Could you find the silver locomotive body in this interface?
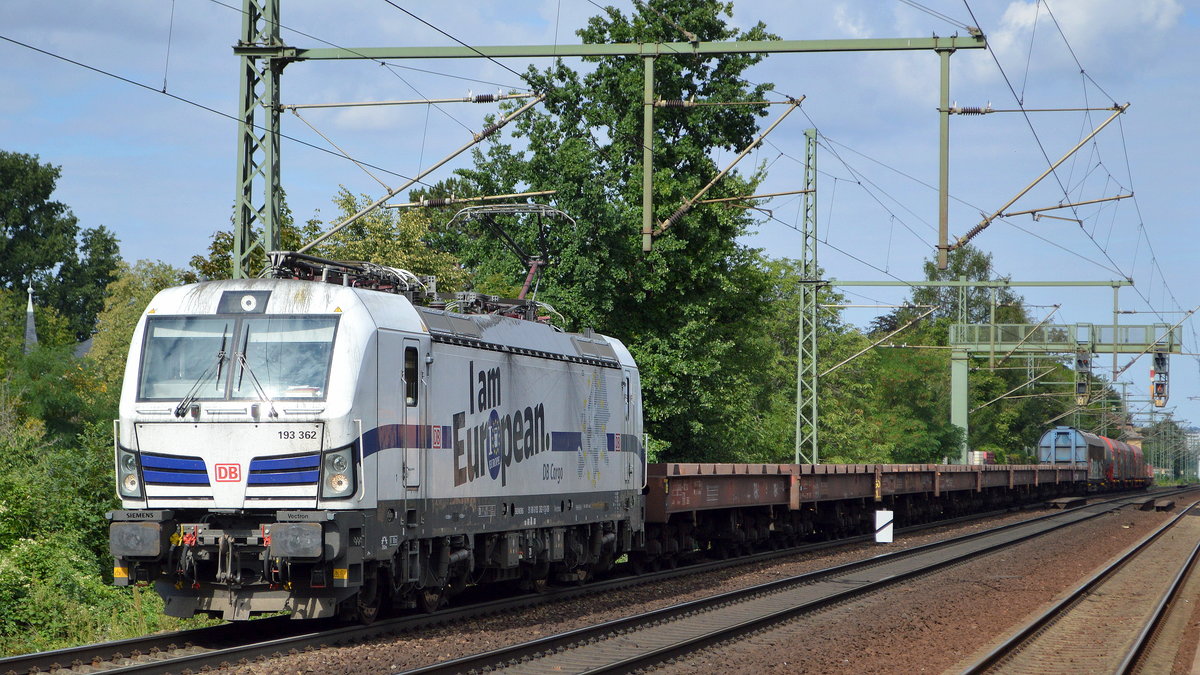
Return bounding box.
[109,279,644,620]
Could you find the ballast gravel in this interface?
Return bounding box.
[216,496,1191,675]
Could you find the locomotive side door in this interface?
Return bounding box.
[622,368,634,488]
[401,337,424,492]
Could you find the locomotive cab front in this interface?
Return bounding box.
[107,281,387,619]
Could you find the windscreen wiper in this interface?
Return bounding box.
[173,327,228,418]
[236,327,278,418]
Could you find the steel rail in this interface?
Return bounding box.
[1118,532,1200,673]
[402,490,1184,675]
[960,498,1200,674]
[0,489,1179,675]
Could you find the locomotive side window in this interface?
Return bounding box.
[624,375,631,419]
[404,347,418,406]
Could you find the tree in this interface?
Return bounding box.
[424,1,783,462]
[908,245,1027,325]
[89,260,192,389]
[0,151,78,290]
[43,226,122,341]
[308,189,468,290]
[188,191,320,280]
[0,151,124,340]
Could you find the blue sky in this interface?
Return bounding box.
[2,0,1197,434]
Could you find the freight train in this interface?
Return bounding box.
[107,254,1148,621]
[1036,425,1152,489]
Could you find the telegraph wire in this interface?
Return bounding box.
[204,0,481,136]
[962,1,1146,291]
[161,0,177,93]
[777,122,1133,278]
[895,0,975,33]
[380,1,530,84]
[0,33,429,188]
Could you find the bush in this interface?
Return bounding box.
[0,534,197,655]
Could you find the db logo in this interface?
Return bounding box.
[215,464,241,482]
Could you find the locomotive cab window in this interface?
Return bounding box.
[138,318,234,400]
[232,317,338,400]
[404,347,418,406]
[138,315,338,401]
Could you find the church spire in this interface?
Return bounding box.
[23,283,38,354]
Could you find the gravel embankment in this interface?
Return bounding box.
[220,497,1187,675]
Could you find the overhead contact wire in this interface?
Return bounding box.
[0,33,428,187]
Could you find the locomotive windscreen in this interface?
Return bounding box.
[137,315,339,401]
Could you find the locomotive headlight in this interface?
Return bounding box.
[329,453,348,473]
[321,447,355,499]
[327,473,350,492]
[117,448,144,499]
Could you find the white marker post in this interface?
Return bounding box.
[875,509,894,543]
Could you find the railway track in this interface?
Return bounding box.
[401,490,1179,675]
[0,490,1177,675]
[961,497,1200,675]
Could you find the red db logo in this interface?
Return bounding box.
[215,464,241,482]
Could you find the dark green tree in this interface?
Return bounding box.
[0,151,78,290]
[0,151,124,340]
[188,192,321,280]
[908,245,1027,325]
[43,226,122,341]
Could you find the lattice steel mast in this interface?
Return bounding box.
[795,129,819,464]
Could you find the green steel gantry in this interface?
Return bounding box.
[829,279,1188,464]
[231,0,987,277]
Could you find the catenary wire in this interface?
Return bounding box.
[0,33,429,188]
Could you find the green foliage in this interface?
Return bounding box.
[910,246,1026,325]
[43,226,123,341]
[0,534,196,655]
[89,260,191,390]
[0,287,74,372]
[307,188,468,290]
[188,193,320,280]
[0,386,114,562]
[0,151,78,289]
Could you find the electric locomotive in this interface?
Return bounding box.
[108,255,644,620]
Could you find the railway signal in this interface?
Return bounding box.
[1074,350,1091,405]
[1151,350,1169,407]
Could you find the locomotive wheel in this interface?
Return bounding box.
[357,588,381,624]
[417,586,444,613]
[355,569,385,624]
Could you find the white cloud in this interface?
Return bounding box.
[984,0,1184,78]
[833,3,874,39]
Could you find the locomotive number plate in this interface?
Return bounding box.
[135,423,325,454]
